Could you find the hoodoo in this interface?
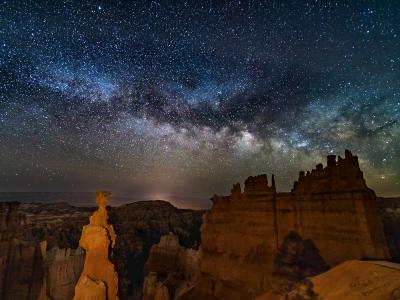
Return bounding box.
[73,191,118,300]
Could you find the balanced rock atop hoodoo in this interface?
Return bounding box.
[73,191,118,300]
[193,150,391,300]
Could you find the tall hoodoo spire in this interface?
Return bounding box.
[73,191,118,300]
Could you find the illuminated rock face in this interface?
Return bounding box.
[196,150,390,299]
[74,191,118,300]
[260,260,400,300]
[0,200,202,300]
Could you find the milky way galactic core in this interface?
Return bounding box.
[1,1,399,203]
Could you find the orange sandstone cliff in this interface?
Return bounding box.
[185,150,390,300]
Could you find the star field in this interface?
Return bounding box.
[1,0,399,205]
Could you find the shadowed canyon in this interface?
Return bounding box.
[1,151,400,299]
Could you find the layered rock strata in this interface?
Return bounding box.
[0,202,46,300]
[74,190,118,300]
[45,247,84,300]
[0,200,202,300]
[194,150,390,299]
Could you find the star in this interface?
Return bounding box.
[0,0,399,202]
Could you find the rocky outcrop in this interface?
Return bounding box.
[0,239,47,300]
[109,201,203,299]
[0,202,46,300]
[0,202,83,300]
[45,247,84,300]
[291,150,368,193]
[278,150,389,267]
[0,199,202,300]
[143,272,170,300]
[380,197,400,261]
[74,190,118,300]
[192,150,390,299]
[264,260,400,300]
[0,202,91,300]
[143,233,200,300]
[1,150,397,299]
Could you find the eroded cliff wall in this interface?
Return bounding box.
[0,202,46,300]
[195,150,391,299]
[45,247,84,300]
[199,176,278,299]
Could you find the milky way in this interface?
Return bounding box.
[1,0,399,206]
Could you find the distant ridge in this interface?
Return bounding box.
[0,192,208,209]
[0,192,139,207]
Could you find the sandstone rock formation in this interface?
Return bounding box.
[260,260,400,300]
[74,191,118,300]
[2,150,398,300]
[143,272,170,300]
[380,197,400,260]
[282,150,389,265]
[0,199,202,300]
[0,202,46,300]
[143,233,200,300]
[108,201,202,299]
[291,150,368,193]
[189,150,390,299]
[46,247,85,300]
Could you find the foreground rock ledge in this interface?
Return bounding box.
[257,260,400,300]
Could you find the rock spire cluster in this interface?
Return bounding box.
[194,150,390,299]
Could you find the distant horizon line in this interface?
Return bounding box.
[0,189,399,197]
[0,192,212,210]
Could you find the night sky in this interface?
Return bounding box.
[1,0,399,206]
